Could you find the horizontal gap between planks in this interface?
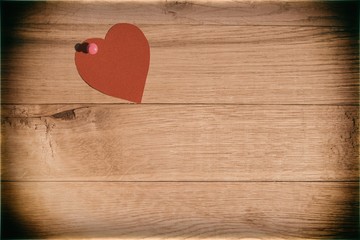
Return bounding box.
[2,180,359,183]
[1,103,359,106]
[14,23,359,28]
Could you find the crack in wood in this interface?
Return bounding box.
[51,109,76,120]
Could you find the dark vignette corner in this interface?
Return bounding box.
[1,1,42,239]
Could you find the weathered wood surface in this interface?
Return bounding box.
[1,104,358,181]
[1,0,359,239]
[2,182,359,239]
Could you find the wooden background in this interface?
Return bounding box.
[1,0,359,239]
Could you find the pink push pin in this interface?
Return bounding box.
[75,42,98,55]
[88,43,98,55]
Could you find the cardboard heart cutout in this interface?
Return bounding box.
[75,23,150,103]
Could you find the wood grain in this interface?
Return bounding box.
[1,1,359,239]
[2,25,358,104]
[5,0,357,26]
[2,104,358,181]
[2,182,358,239]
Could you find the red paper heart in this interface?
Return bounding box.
[75,23,150,103]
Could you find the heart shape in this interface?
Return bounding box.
[75,23,150,103]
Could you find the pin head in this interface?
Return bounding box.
[88,43,98,55]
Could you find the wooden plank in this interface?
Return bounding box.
[3,0,358,26]
[2,105,358,181]
[2,25,358,104]
[8,24,359,47]
[2,182,358,239]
